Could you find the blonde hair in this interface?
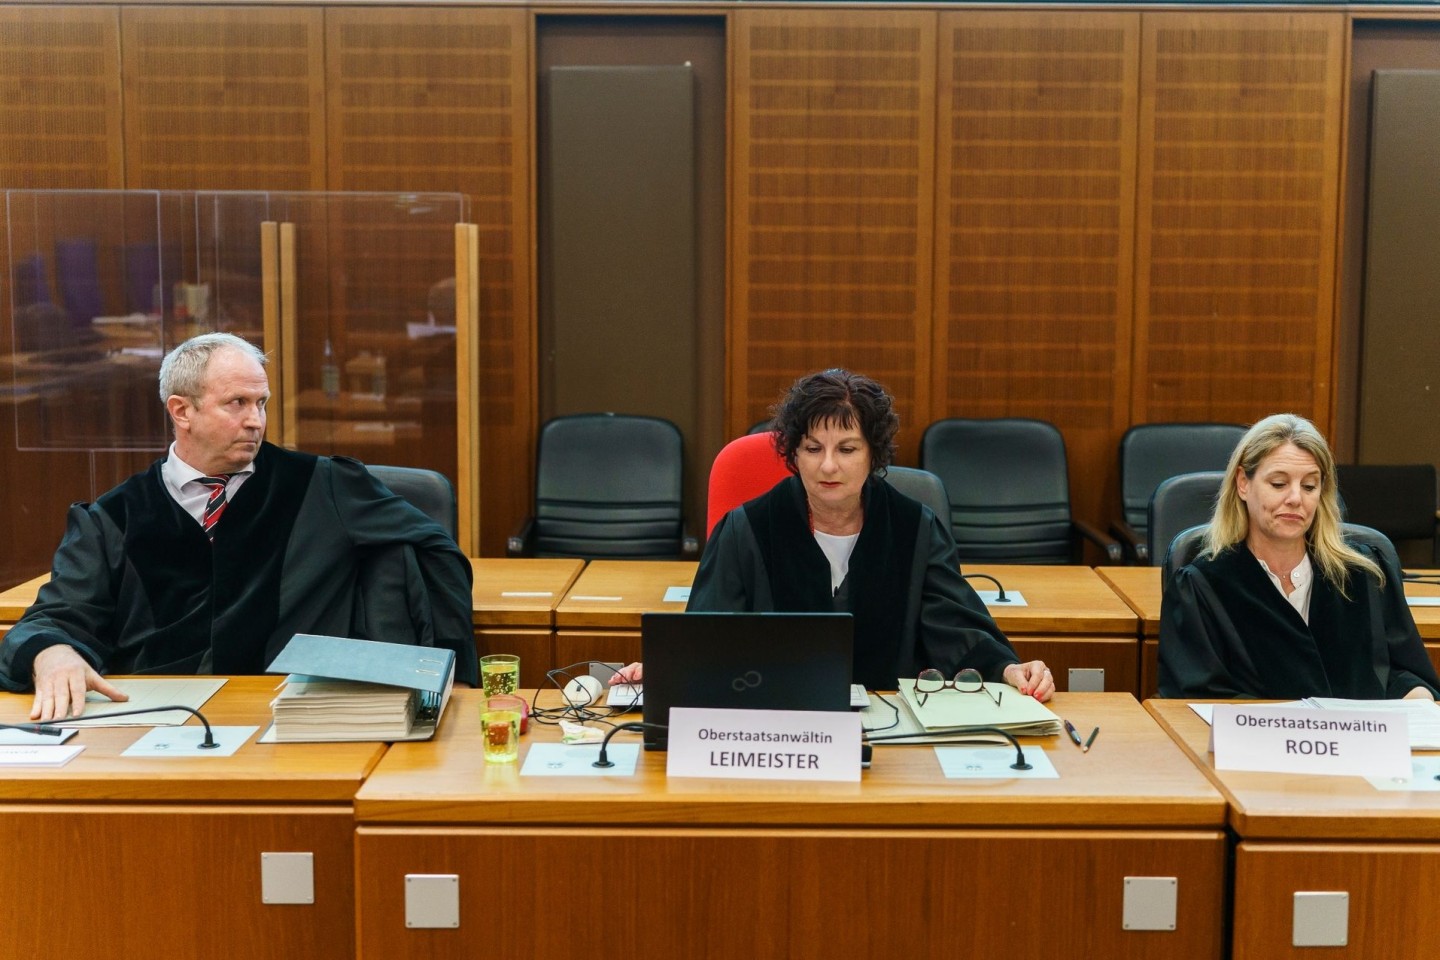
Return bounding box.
[1203,413,1382,592]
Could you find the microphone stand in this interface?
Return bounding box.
[962,573,1010,603]
[863,724,1032,770]
[592,722,669,768]
[2,705,219,749]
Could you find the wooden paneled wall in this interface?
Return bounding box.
[0,3,1373,561]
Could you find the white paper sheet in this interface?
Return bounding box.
[59,678,226,728]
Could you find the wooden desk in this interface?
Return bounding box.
[965,565,1142,695]
[0,677,381,960]
[1149,699,1440,959]
[1105,567,1440,698]
[354,691,1226,960]
[552,560,696,667]
[470,558,585,687]
[1096,567,1163,697]
[0,572,46,624]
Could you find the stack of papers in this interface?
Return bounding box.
[270,679,417,741]
[863,682,1061,743]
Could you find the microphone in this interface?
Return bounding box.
[0,722,65,737]
[863,725,1032,770]
[24,705,220,749]
[592,721,669,768]
[962,573,1009,603]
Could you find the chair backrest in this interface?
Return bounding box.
[1146,471,1225,568]
[1119,422,1245,535]
[705,432,790,535]
[365,464,458,541]
[1162,522,1402,595]
[533,413,686,559]
[747,419,773,436]
[920,417,1073,563]
[884,466,951,521]
[1336,464,1438,546]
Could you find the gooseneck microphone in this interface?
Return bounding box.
[5,705,220,749]
[863,724,1032,770]
[592,721,669,768]
[962,573,1009,603]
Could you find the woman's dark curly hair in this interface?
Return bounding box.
[771,369,899,475]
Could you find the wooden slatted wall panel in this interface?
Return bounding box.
[327,7,530,556]
[732,10,936,457]
[935,11,1138,523]
[1135,12,1344,430]
[121,7,324,190]
[0,6,122,189]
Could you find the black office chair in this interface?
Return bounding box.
[883,466,950,521]
[1146,471,1224,569]
[365,464,459,542]
[1161,522,1402,595]
[508,413,698,560]
[1113,422,1245,564]
[747,418,773,436]
[1335,464,1440,567]
[920,418,1120,564]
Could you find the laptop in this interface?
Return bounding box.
[640,611,854,750]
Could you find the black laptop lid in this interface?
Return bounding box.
[640,612,854,749]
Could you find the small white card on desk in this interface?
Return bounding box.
[934,745,1059,779]
[521,742,640,777]
[500,591,552,598]
[662,586,691,603]
[976,590,1027,608]
[0,744,84,767]
[1367,756,1440,792]
[666,707,861,782]
[0,728,77,746]
[1407,596,1440,607]
[121,725,258,758]
[1211,705,1410,778]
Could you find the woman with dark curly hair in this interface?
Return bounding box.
[616,369,1053,698]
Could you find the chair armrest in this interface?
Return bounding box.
[507,517,536,558]
[1109,521,1148,564]
[1073,519,1122,564]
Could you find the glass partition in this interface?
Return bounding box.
[2,189,472,587]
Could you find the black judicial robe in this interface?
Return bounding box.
[1158,541,1439,700]
[0,443,477,689]
[688,474,1018,690]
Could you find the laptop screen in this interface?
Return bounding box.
[640,611,854,750]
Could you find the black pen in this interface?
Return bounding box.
[1062,718,1083,748]
[1082,727,1100,753]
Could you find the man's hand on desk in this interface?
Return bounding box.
[29,644,129,721]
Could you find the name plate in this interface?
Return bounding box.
[666,707,861,782]
[1211,704,1411,778]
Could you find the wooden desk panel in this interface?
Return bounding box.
[355,691,1224,960]
[1148,699,1440,960]
[471,558,584,686]
[964,565,1139,636]
[357,826,1225,960]
[357,692,1221,828]
[553,560,696,630]
[1011,636,1140,696]
[0,678,375,960]
[0,572,46,623]
[1096,567,1161,638]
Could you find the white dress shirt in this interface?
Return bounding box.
[160,442,257,528]
[1256,553,1313,625]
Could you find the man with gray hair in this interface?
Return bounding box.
[0,332,475,719]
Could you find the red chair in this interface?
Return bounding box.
[705,432,790,535]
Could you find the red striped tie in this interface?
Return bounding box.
[196,475,234,538]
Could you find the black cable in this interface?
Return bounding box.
[0,721,64,737]
[860,691,900,735]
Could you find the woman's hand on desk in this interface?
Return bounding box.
[1003,660,1055,702]
[611,662,644,684]
[29,644,129,721]
[1404,686,1437,701]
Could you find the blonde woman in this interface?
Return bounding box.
[1159,413,1438,700]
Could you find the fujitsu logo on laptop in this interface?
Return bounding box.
[731,670,763,692]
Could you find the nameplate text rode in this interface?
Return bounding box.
[1211,704,1410,778]
[666,707,861,782]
